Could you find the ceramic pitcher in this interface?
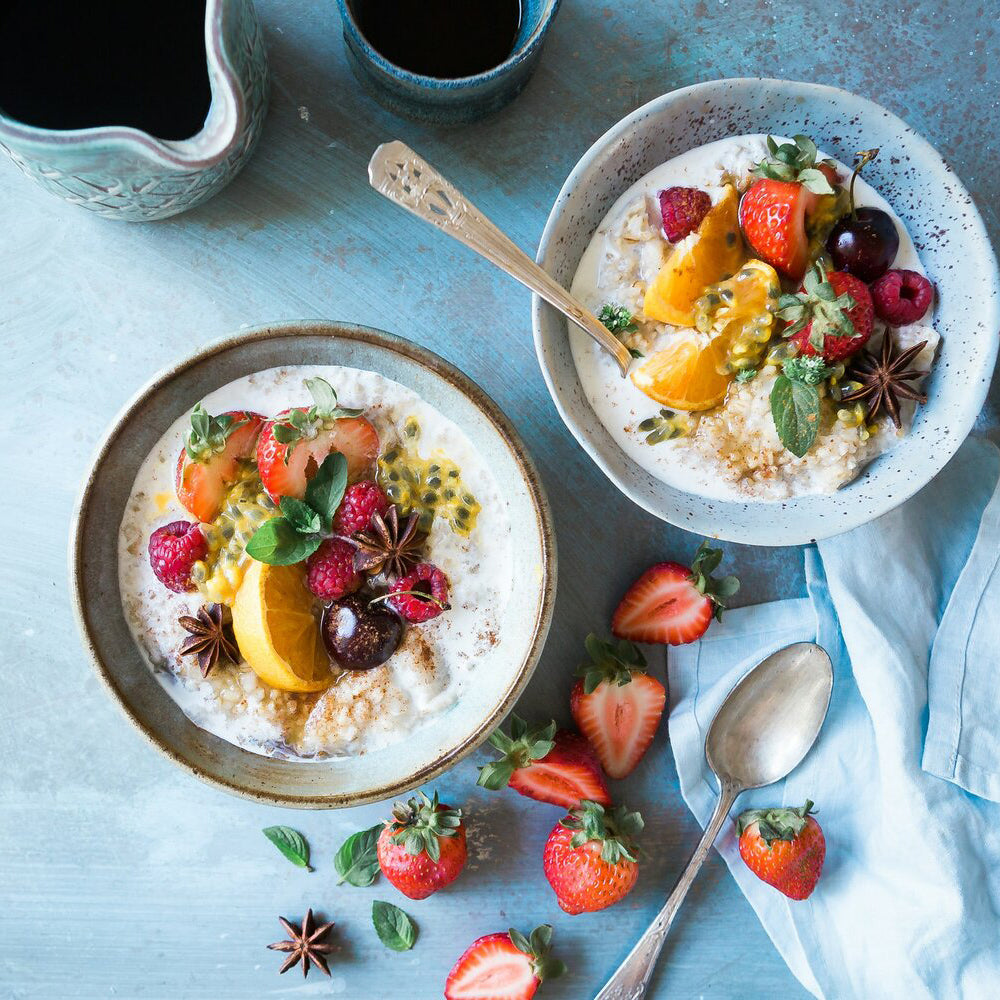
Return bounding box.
[0,0,269,221]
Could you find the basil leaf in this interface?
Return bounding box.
[279,496,321,535]
[770,374,820,458]
[335,824,383,887]
[304,452,348,533]
[245,517,322,565]
[262,826,312,870]
[372,900,416,952]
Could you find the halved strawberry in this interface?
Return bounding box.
[570,635,666,779]
[739,179,816,280]
[174,406,264,523]
[477,717,610,810]
[256,377,378,503]
[445,925,565,1000]
[739,135,840,281]
[612,541,740,645]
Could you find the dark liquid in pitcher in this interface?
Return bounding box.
[0,0,211,140]
[354,0,522,78]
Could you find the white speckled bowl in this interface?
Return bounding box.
[71,322,555,807]
[533,78,1000,545]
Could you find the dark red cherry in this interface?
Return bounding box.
[826,206,900,283]
[322,593,402,670]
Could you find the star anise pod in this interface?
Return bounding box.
[178,603,239,677]
[840,332,928,429]
[353,505,427,578]
[267,908,335,978]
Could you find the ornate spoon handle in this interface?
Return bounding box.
[593,783,741,1000]
[368,140,632,377]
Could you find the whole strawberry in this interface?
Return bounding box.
[543,800,643,915]
[612,540,740,645]
[571,635,666,779]
[781,264,874,363]
[739,135,840,280]
[737,800,825,900]
[377,789,466,900]
[445,924,566,1000]
[477,716,611,809]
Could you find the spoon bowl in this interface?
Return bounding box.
[595,642,833,1000]
[706,641,834,789]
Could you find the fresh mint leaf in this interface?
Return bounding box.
[372,901,416,952]
[279,496,321,535]
[770,374,820,457]
[304,452,348,533]
[335,824,383,887]
[245,517,322,566]
[262,826,312,870]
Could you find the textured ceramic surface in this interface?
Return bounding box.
[533,78,1000,546]
[0,0,269,221]
[71,322,555,807]
[335,0,561,124]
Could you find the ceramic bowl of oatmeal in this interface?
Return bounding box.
[71,321,554,807]
[533,78,999,545]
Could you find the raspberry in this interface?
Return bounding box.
[389,562,450,623]
[148,520,207,593]
[333,480,391,536]
[306,538,363,599]
[870,269,934,325]
[657,187,712,243]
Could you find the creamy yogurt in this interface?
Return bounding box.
[569,135,938,501]
[118,365,513,760]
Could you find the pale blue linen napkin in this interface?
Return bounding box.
[669,437,1000,1000]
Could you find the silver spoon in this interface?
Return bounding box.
[367,140,632,377]
[595,641,833,1000]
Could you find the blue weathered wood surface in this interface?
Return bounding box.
[1,1,997,997]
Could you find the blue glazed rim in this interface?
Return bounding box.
[335,0,561,91]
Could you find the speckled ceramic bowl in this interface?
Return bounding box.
[335,0,561,124]
[533,78,1000,546]
[70,322,555,807]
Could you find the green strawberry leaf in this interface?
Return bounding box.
[335,824,383,886]
[372,901,416,951]
[245,517,322,565]
[770,374,820,457]
[261,826,312,870]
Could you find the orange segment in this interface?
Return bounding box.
[232,561,332,693]
[631,335,733,411]
[643,185,745,327]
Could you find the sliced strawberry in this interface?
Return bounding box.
[174,406,264,523]
[256,377,378,503]
[445,925,565,1000]
[612,541,739,645]
[477,717,610,810]
[570,635,666,779]
[739,178,817,280]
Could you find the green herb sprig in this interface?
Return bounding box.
[770,356,837,457]
[262,826,312,870]
[245,451,347,565]
[371,901,417,951]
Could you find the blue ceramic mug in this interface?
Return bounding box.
[336,0,562,125]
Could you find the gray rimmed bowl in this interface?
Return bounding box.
[532,78,1000,546]
[335,0,561,124]
[70,321,555,807]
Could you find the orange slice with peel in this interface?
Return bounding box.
[232,561,331,693]
[643,185,746,327]
[631,334,733,411]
